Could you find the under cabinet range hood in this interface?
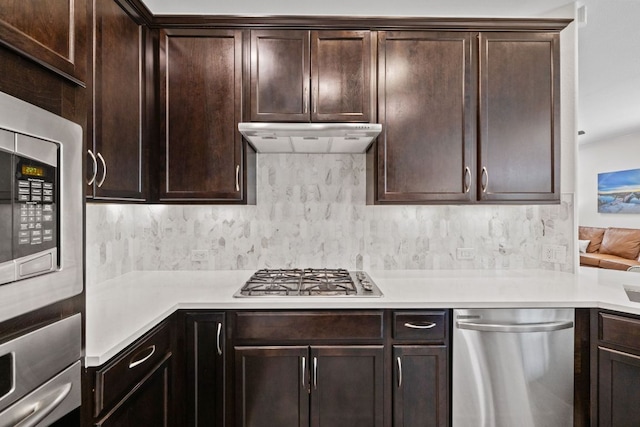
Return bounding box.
[238,122,382,154]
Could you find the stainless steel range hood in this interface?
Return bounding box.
[238,122,382,153]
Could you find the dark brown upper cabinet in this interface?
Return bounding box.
[370,30,560,205]
[372,31,476,204]
[88,0,147,201]
[478,32,560,203]
[0,0,87,85]
[159,29,255,203]
[250,29,372,123]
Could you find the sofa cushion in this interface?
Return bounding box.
[578,226,606,253]
[599,256,640,271]
[579,253,602,267]
[599,227,640,260]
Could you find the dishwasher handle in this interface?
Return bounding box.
[456,319,574,333]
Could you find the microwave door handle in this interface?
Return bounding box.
[13,382,73,427]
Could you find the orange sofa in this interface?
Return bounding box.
[579,226,640,270]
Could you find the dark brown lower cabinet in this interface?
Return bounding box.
[95,357,171,427]
[184,312,225,426]
[598,347,640,426]
[235,345,384,427]
[393,346,448,427]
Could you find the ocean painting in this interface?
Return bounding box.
[598,168,640,214]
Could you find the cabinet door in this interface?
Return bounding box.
[393,346,448,427]
[250,30,310,122]
[478,32,560,202]
[311,31,372,122]
[90,0,146,200]
[0,0,86,84]
[598,347,640,426]
[374,31,476,203]
[310,346,384,427]
[95,357,171,427]
[159,29,245,202]
[235,346,309,427]
[185,312,225,427]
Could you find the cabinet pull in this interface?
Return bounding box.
[313,356,318,390]
[301,356,308,392]
[216,322,223,356]
[481,166,488,193]
[96,152,107,188]
[304,87,309,114]
[464,167,471,193]
[235,165,240,192]
[397,356,402,388]
[404,322,437,329]
[313,94,317,114]
[128,345,156,369]
[87,149,98,186]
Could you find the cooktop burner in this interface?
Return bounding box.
[234,268,383,297]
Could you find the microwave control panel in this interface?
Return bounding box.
[13,155,57,258]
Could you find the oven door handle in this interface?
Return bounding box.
[13,382,73,427]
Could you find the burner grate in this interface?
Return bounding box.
[236,268,382,297]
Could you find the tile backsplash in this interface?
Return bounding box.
[86,154,574,285]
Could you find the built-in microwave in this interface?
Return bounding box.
[0,91,83,324]
[0,132,58,284]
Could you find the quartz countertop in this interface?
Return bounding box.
[85,267,640,367]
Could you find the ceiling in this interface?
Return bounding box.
[140,0,640,146]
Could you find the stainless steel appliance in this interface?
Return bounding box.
[234,268,383,297]
[0,90,83,323]
[238,122,382,153]
[452,308,574,427]
[0,314,81,427]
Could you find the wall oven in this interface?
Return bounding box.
[0,90,83,323]
[0,91,83,426]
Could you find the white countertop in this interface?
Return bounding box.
[85,267,640,366]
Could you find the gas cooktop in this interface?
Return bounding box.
[234,268,383,297]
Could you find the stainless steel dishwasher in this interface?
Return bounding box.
[452,308,574,427]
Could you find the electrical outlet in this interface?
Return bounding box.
[456,248,475,260]
[541,244,567,264]
[191,249,208,262]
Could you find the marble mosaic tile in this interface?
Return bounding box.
[86,154,575,283]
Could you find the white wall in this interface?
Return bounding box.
[578,131,640,228]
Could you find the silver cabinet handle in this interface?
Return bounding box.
[301,356,307,392]
[235,165,240,192]
[128,345,156,369]
[13,382,72,427]
[96,152,107,188]
[313,356,318,390]
[464,166,471,193]
[87,149,98,186]
[313,93,317,114]
[456,320,574,333]
[304,87,309,114]
[481,166,488,193]
[404,322,436,329]
[216,322,223,356]
[396,356,402,388]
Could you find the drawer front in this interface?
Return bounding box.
[393,311,448,341]
[94,320,171,416]
[600,312,640,353]
[234,311,384,342]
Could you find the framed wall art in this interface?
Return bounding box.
[598,168,640,213]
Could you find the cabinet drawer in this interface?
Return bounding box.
[234,311,384,342]
[600,312,640,353]
[393,311,448,341]
[94,320,171,416]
